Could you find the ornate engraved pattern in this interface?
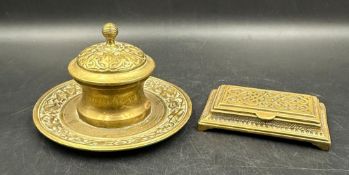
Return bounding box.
[208,114,324,137]
[36,77,189,147]
[77,42,146,73]
[198,88,331,150]
[219,86,314,115]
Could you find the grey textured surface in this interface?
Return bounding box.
[1,0,349,174]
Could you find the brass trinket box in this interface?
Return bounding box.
[198,85,331,150]
[33,23,192,151]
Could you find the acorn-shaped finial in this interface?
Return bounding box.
[102,22,118,45]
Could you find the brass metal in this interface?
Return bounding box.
[198,85,331,150]
[68,23,155,128]
[33,23,192,151]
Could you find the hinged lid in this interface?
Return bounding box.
[68,23,155,86]
[211,85,322,127]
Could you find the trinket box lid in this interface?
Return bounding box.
[212,85,322,127]
[68,23,155,86]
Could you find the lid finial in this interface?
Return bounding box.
[102,23,118,45]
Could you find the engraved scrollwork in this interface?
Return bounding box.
[77,42,146,73]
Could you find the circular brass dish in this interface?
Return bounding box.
[33,77,192,151]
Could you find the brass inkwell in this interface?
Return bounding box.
[33,23,192,151]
